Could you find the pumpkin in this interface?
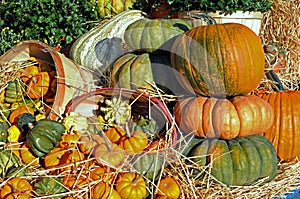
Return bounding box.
[115,172,147,199]
[111,52,193,95]
[91,181,121,199]
[78,133,106,155]
[92,0,136,18]
[4,80,24,103]
[59,133,80,149]
[63,174,89,189]
[105,126,127,144]
[157,177,181,199]
[0,149,20,175]
[119,130,148,154]
[33,177,67,199]
[69,10,145,74]
[26,119,66,157]
[124,18,192,53]
[93,141,125,168]
[26,71,50,99]
[9,105,35,125]
[21,65,39,83]
[259,70,300,161]
[90,166,116,183]
[7,124,22,142]
[185,134,278,186]
[0,177,32,199]
[174,94,274,140]
[132,153,163,180]
[170,23,265,97]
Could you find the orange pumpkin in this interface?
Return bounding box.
[9,106,35,125]
[91,182,121,199]
[0,177,32,199]
[105,126,127,144]
[116,172,147,199]
[21,65,39,83]
[59,133,80,149]
[19,143,40,166]
[157,177,181,199]
[119,131,148,154]
[89,166,116,183]
[26,71,50,99]
[79,134,106,155]
[63,174,89,190]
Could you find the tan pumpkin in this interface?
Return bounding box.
[174,94,274,139]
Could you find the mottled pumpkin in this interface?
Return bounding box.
[170,23,265,97]
[174,95,274,139]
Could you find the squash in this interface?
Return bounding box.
[69,10,145,74]
[92,0,136,18]
[91,181,121,199]
[4,80,24,103]
[9,105,35,125]
[124,18,192,53]
[170,23,265,97]
[0,177,32,199]
[115,172,147,199]
[19,143,40,166]
[174,94,274,140]
[156,176,181,199]
[25,71,50,99]
[132,153,163,181]
[119,130,148,154]
[78,133,106,155]
[111,52,193,95]
[33,177,67,199]
[26,119,66,157]
[259,69,300,162]
[185,134,278,186]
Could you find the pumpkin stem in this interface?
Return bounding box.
[265,69,285,92]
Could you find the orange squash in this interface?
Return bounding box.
[9,106,35,125]
[19,143,40,166]
[119,131,148,154]
[157,177,181,199]
[0,177,32,199]
[26,71,50,99]
[91,182,121,199]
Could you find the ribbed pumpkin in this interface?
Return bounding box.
[174,94,274,140]
[260,89,300,162]
[69,10,145,74]
[185,134,278,186]
[124,18,192,53]
[111,52,193,94]
[170,23,265,97]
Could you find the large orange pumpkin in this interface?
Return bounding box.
[174,94,274,140]
[170,23,265,97]
[260,90,300,162]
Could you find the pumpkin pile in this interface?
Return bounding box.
[0,8,299,199]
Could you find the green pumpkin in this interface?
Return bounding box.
[34,177,67,199]
[124,18,192,53]
[26,119,66,157]
[132,153,163,181]
[0,121,9,142]
[185,134,278,186]
[5,80,24,103]
[0,149,20,175]
[111,52,193,95]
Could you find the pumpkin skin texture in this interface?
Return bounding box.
[157,177,181,199]
[0,177,32,199]
[124,18,192,52]
[187,134,278,186]
[92,181,121,199]
[170,23,265,97]
[260,90,300,162]
[174,95,274,140]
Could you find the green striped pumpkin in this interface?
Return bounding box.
[69,10,145,74]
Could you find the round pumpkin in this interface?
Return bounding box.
[185,134,278,186]
[259,90,300,162]
[174,94,274,140]
[119,130,148,154]
[157,176,181,199]
[115,172,147,199]
[0,177,32,199]
[92,181,121,199]
[170,23,265,97]
[124,18,192,53]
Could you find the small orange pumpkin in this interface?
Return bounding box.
[105,126,127,144]
[21,65,39,83]
[9,106,35,125]
[78,134,106,155]
[89,166,116,184]
[59,133,80,149]
[0,177,32,199]
[19,143,40,166]
[156,177,181,199]
[26,71,50,99]
[91,182,121,199]
[119,131,148,154]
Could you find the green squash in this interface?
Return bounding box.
[111,52,194,95]
[5,80,24,103]
[124,18,192,53]
[26,119,66,157]
[186,134,278,186]
[34,177,67,199]
[132,153,163,181]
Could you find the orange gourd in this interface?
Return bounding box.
[26,71,50,99]
[157,177,181,199]
[0,177,32,199]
